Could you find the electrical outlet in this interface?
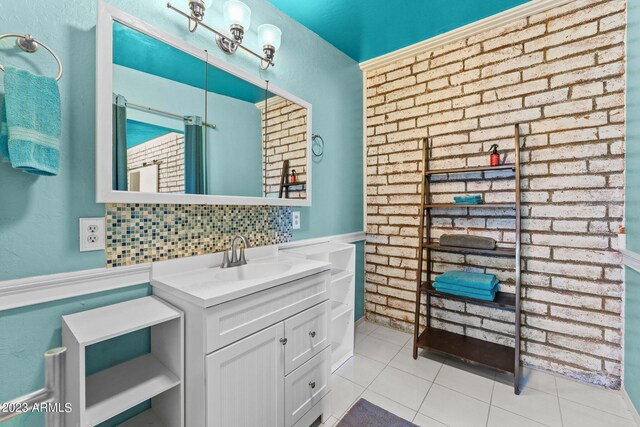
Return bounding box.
[80,218,105,252]
[292,211,301,230]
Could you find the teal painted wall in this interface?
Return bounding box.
[0,1,363,423]
[354,241,365,320]
[626,0,640,413]
[0,0,363,282]
[0,285,151,427]
[625,268,640,412]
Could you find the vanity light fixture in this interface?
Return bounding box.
[167,0,281,70]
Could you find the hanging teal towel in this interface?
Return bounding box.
[0,96,8,161]
[433,283,498,301]
[3,66,61,175]
[434,270,498,290]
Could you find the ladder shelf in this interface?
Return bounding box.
[413,124,522,395]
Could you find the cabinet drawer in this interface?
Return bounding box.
[284,301,331,374]
[206,272,330,353]
[285,347,331,427]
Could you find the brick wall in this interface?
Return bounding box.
[127,132,185,193]
[365,0,626,388]
[260,96,308,198]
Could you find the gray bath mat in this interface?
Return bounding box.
[336,399,418,427]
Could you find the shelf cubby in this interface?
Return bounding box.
[284,242,356,372]
[63,296,184,426]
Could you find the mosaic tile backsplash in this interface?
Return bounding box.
[105,204,292,267]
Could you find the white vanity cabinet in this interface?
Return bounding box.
[153,267,332,427]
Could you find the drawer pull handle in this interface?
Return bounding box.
[280,338,288,345]
[309,331,316,338]
[309,381,316,389]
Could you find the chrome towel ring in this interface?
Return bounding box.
[312,133,324,157]
[0,34,63,81]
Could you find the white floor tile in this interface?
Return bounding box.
[355,320,379,336]
[355,331,368,345]
[389,347,443,382]
[419,383,490,427]
[495,367,557,395]
[487,406,546,427]
[335,354,386,388]
[368,365,433,411]
[412,412,449,427]
[560,398,637,427]
[355,335,402,364]
[556,377,632,419]
[491,381,562,427]
[359,389,417,422]
[369,325,412,346]
[435,363,494,403]
[330,374,364,419]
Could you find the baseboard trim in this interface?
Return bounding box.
[0,264,152,311]
[279,231,366,249]
[621,249,640,273]
[0,231,366,311]
[359,0,573,72]
[622,388,640,426]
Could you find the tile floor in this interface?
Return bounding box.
[319,321,638,427]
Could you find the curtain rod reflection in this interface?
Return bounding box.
[124,101,217,130]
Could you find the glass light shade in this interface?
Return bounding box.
[258,24,282,50]
[223,0,251,30]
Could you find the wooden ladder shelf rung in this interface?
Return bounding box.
[412,124,523,395]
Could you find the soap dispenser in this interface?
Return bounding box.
[488,144,500,166]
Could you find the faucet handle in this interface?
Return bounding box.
[221,250,230,268]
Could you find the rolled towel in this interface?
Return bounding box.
[440,234,496,250]
[434,270,498,290]
[4,66,61,175]
[433,282,498,301]
[453,194,483,205]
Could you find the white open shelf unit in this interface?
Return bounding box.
[284,242,356,372]
[62,296,184,427]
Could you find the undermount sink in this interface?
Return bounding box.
[215,263,292,282]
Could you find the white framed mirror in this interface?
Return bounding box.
[96,2,312,206]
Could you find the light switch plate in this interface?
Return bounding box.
[80,218,106,252]
[292,211,301,230]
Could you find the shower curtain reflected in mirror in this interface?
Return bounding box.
[184,115,206,195]
[112,94,128,191]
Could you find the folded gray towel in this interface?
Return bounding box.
[440,234,496,250]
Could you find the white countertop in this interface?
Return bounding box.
[150,246,331,308]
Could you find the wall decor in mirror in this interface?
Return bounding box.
[96,2,311,206]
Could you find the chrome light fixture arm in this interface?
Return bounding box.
[167,2,275,70]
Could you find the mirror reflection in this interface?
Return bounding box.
[262,92,308,200]
[111,22,309,200]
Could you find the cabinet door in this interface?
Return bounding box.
[284,301,331,374]
[206,323,285,427]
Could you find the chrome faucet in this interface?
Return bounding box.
[221,235,251,268]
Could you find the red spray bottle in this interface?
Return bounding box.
[488,144,500,166]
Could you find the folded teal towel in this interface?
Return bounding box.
[433,283,498,301]
[3,66,60,175]
[454,195,483,204]
[0,96,7,161]
[435,271,498,290]
[434,282,499,297]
